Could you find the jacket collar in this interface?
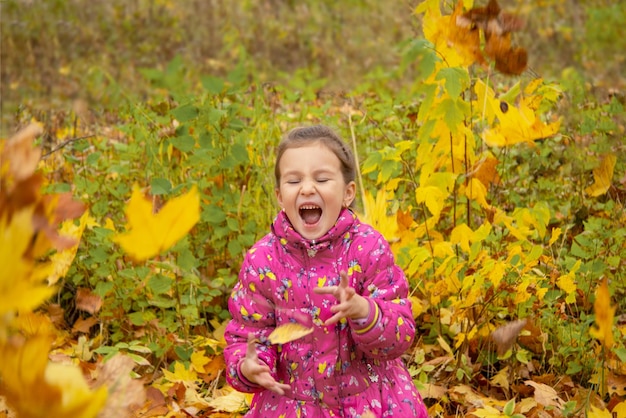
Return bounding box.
[271,208,356,257]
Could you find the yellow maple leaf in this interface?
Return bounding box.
[475,80,561,147]
[0,335,107,418]
[585,154,616,197]
[190,350,210,373]
[162,361,198,385]
[113,184,200,261]
[590,277,615,349]
[268,323,314,345]
[0,208,55,316]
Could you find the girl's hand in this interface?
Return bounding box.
[313,271,370,325]
[240,333,291,395]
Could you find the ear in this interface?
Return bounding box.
[275,187,284,209]
[343,181,356,207]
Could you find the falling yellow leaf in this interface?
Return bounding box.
[113,184,200,261]
[590,277,615,349]
[0,335,108,418]
[48,211,94,285]
[0,208,55,316]
[268,323,314,345]
[585,154,616,197]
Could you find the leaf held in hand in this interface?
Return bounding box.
[268,323,314,345]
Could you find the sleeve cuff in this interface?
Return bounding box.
[351,298,380,334]
[237,358,261,388]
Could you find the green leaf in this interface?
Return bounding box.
[148,274,173,295]
[171,104,198,122]
[87,151,101,166]
[151,178,172,195]
[615,347,626,363]
[503,398,515,416]
[170,135,195,153]
[202,75,225,95]
[436,67,469,98]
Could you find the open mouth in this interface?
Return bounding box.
[299,205,322,225]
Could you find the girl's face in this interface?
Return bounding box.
[276,142,355,240]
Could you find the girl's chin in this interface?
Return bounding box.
[297,221,324,240]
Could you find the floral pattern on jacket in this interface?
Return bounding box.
[224,208,428,417]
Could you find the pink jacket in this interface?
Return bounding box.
[224,209,427,417]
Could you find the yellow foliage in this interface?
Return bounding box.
[161,362,199,386]
[359,189,399,243]
[590,278,616,349]
[556,260,581,304]
[417,0,482,70]
[474,80,561,147]
[0,335,108,418]
[113,184,200,261]
[0,208,55,316]
[588,404,613,418]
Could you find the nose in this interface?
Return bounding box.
[300,179,315,195]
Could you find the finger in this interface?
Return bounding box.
[312,286,337,295]
[270,382,291,395]
[339,271,349,287]
[324,311,345,326]
[246,333,259,360]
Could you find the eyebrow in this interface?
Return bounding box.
[281,167,336,177]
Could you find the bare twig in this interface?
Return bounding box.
[42,135,95,158]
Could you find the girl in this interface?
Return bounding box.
[224,125,428,417]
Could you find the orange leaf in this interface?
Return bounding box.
[75,288,103,315]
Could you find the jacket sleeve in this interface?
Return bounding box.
[348,231,416,360]
[223,247,279,393]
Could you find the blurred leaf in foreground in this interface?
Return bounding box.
[113,184,200,261]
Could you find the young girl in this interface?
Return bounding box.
[223,125,428,417]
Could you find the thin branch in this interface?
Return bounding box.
[42,135,95,158]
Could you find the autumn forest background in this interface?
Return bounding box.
[1,0,625,417]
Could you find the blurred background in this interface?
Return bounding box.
[1,0,624,135]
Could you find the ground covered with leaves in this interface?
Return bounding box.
[1,1,626,417]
